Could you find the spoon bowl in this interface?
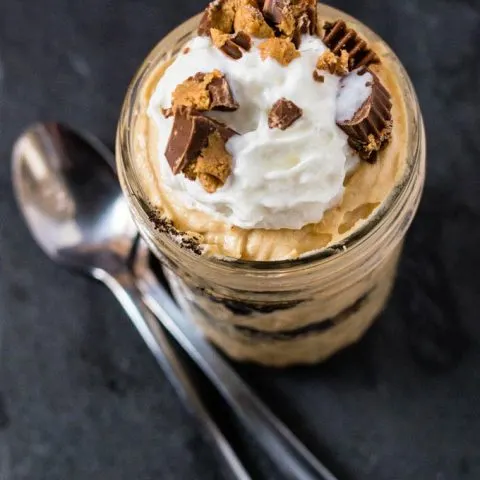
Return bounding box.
[12,122,137,274]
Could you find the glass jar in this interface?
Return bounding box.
[116,4,426,367]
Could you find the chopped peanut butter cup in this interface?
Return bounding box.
[165,108,236,191]
[172,70,238,112]
[268,98,303,130]
[234,4,275,38]
[165,109,212,174]
[323,20,380,71]
[263,0,318,44]
[208,75,240,110]
[337,70,392,162]
[258,37,299,65]
[195,132,233,193]
[316,49,349,76]
[198,0,237,35]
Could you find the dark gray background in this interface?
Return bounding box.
[1,0,479,479]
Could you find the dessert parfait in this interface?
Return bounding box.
[117,0,425,366]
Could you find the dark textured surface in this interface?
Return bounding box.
[1,0,479,479]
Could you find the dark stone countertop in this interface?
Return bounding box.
[0,0,479,479]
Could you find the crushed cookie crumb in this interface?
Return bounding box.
[258,37,300,65]
[183,47,190,54]
[234,4,274,38]
[148,212,203,255]
[316,49,349,76]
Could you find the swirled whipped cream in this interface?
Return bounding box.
[148,35,372,230]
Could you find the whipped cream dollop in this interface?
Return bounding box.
[148,35,365,230]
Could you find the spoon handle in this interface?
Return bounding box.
[134,252,338,480]
[96,268,251,480]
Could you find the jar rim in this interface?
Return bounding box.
[116,4,424,274]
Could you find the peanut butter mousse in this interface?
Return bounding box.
[132,0,408,261]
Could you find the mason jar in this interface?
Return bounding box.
[116,3,426,367]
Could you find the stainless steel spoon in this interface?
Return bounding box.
[13,122,338,480]
[12,122,250,480]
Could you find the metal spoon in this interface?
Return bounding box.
[11,122,250,480]
[13,122,338,480]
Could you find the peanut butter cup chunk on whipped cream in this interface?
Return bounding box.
[234,4,275,37]
[198,0,237,35]
[258,37,299,65]
[210,29,252,59]
[172,70,238,111]
[336,69,392,162]
[141,0,403,258]
[198,0,272,37]
[194,131,233,193]
[165,107,235,178]
[315,49,349,76]
[268,98,303,130]
[263,0,318,42]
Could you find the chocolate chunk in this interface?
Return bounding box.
[211,29,252,59]
[268,98,303,130]
[231,31,252,50]
[208,75,239,111]
[323,20,380,71]
[312,70,324,83]
[297,8,315,34]
[203,115,237,143]
[220,40,243,59]
[161,107,173,118]
[165,109,211,174]
[297,0,318,36]
[337,70,392,162]
[262,0,286,24]
[165,108,236,174]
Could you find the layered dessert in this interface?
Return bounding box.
[120,1,423,365]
